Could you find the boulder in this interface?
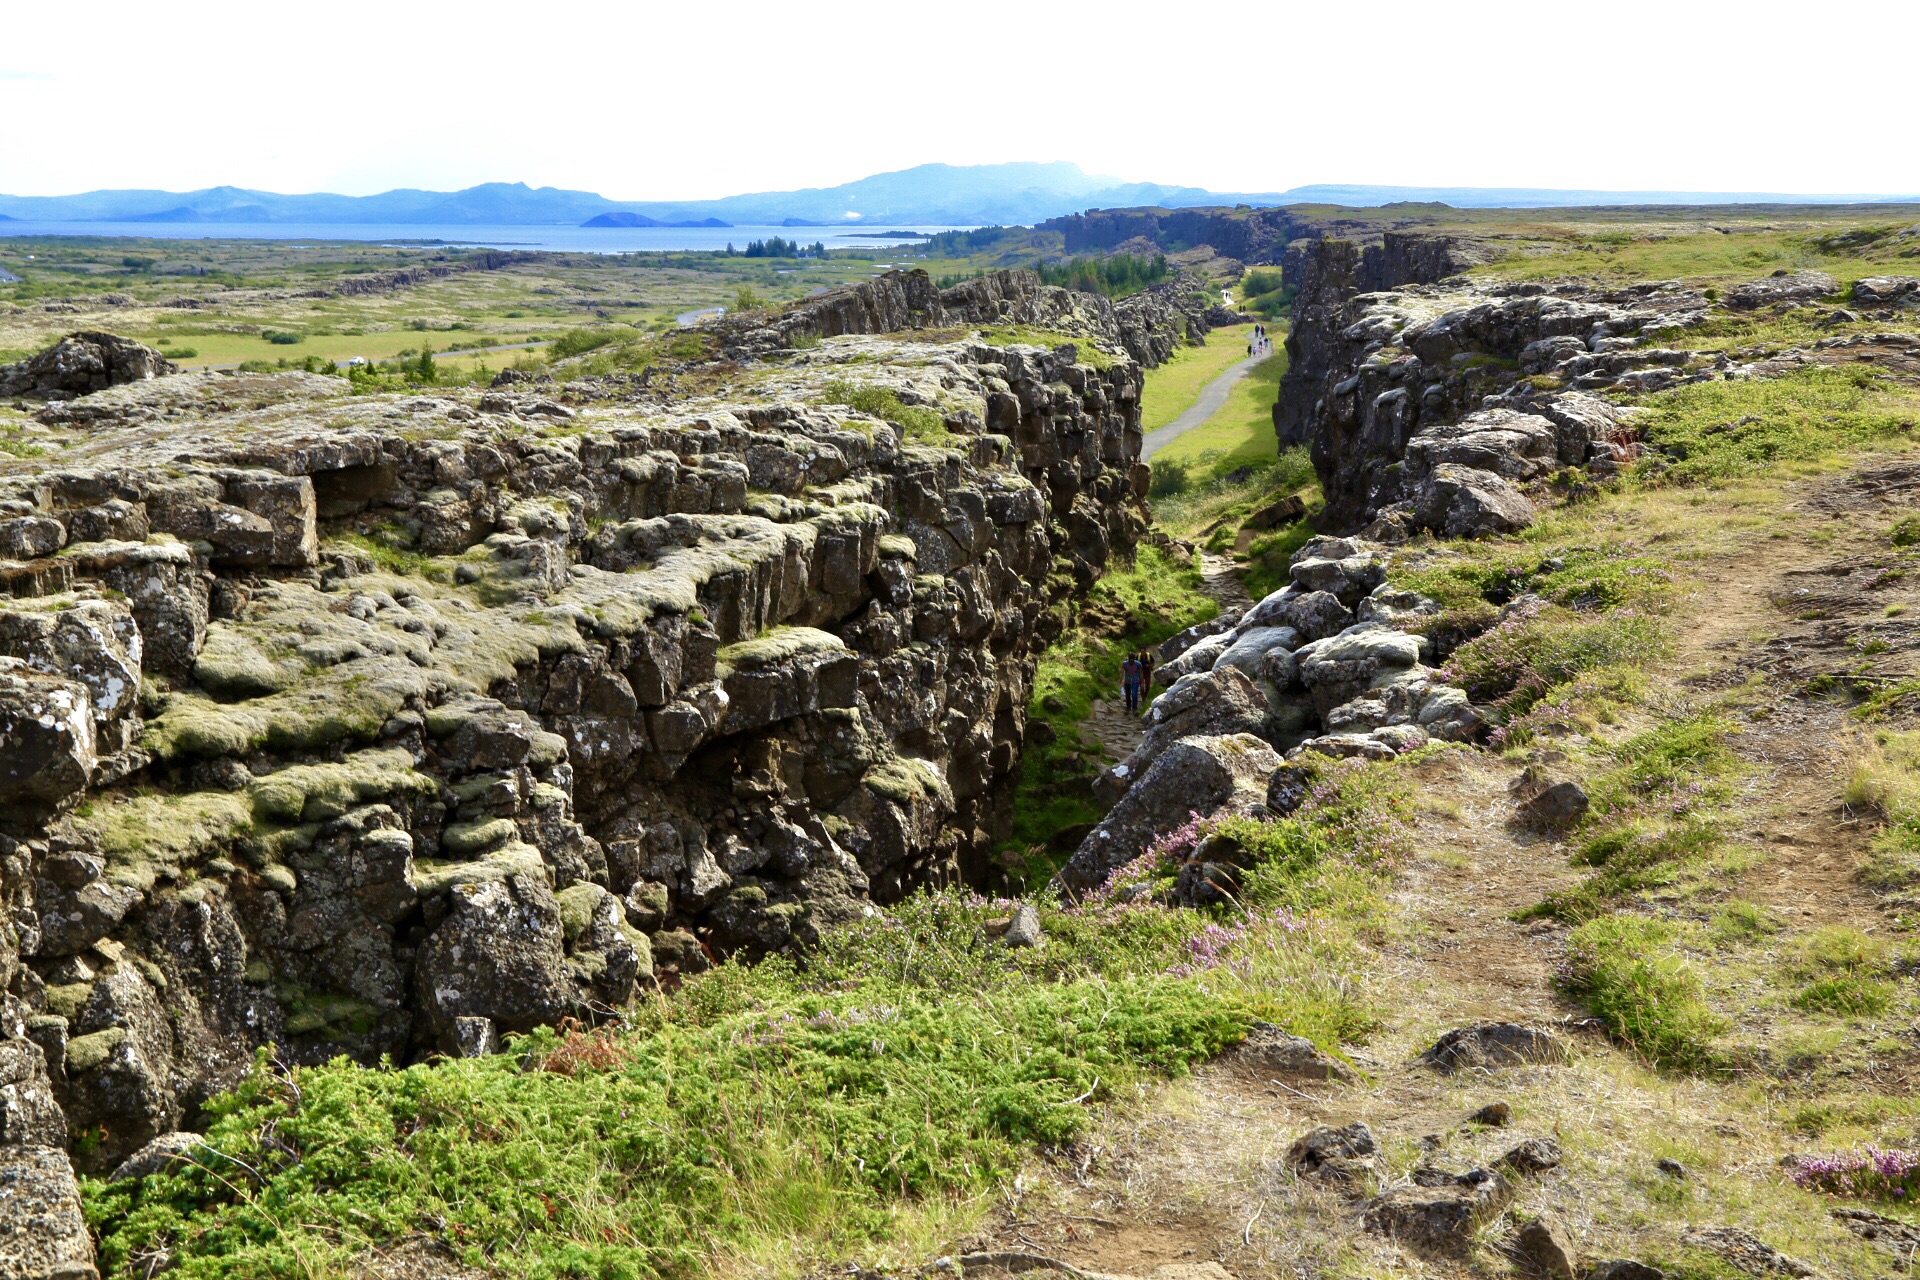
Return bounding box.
[1285,1121,1378,1183]
[1210,625,1298,677]
[1853,276,1920,306]
[1679,1227,1816,1279]
[1230,1021,1354,1081]
[1243,586,1350,642]
[1413,464,1534,538]
[1363,1166,1511,1253]
[1288,537,1389,606]
[1725,270,1837,310]
[1002,903,1043,949]
[417,872,574,1042]
[1515,777,1590,830]
[107,1130,203,1183]
[1587,1262,1667,1280]
[1061,732,1283,892]
[1500,1136,1564,1173]
[1099,666,1267,797]
[0,1145,98,1280]
[1157,610,1243,665]
[0,330,174,399]
[1421,1023,1570,1073]
[1515,1218,1577,1279]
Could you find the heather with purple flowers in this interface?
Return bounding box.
[1790,1147,1920,1202]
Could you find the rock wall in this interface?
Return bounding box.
[715,266,1228,368]
[0,270,1193,1169]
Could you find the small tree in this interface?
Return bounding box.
[733,285,765,313]
[413,345,437,383]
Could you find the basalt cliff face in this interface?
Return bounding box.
[0,268,1221,1182]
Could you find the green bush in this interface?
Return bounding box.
[546,326,628,361]
[263,329,302,345]
[1559,915,1725,1070]
[820,380,949,445]
[1148,458,1190,498]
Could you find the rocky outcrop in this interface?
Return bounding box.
[1274,240,1723,531]
[0,281,1165,1157]
[1724,269,1837,310]
[1,332,176,401]
[711,267,1226,368]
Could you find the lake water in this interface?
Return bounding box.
[0,222,965,253]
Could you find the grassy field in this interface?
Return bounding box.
[1138,324,1255,431]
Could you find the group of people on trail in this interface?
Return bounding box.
[1246,322,1272,359]
[1121,648,1156,715]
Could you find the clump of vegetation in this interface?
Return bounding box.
[1788,926,1894,1017]
[1558,915,1726,1070]
[819,379,950,445]
[545,326,630,361]
[1789,1146,1920,1202]
[1239,267,1295,318]
[1440,599,1668,722]
[85,959,1248,1279]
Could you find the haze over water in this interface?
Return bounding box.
[0,223,966,253]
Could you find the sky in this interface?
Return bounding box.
[3,0,1917,200]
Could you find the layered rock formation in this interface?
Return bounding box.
[0,268,1217,1173]
[1,332,176,401]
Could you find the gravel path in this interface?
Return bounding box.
[1140,345,1270,461]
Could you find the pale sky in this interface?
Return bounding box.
[3,0,1916,199]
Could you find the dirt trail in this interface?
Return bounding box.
[967,458,1920,1279]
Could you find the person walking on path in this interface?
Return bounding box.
[1122,651,1145,716]
[1139,648,1155,694]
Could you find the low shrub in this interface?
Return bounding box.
[1441,600,1668,721]
[820,380,950,445]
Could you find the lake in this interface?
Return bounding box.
[0,222,965,253]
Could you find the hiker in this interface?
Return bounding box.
[1139,648,1155,693]
[1122,651,1145,716]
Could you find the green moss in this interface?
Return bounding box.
[716,625,846,673]
[248,748,437,824]
[44,983,92,1020]
[863,757,951,809]
[442,817,518,856]
[81,790,254,890]
[65,1027,126,1075]
[410,841,547,897]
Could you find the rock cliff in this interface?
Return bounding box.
[1274,236,1733,533]
[0,268,1221,1180]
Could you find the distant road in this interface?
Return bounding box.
[1142,344,1269,460]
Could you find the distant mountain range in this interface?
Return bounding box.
[0,165,1914,230]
